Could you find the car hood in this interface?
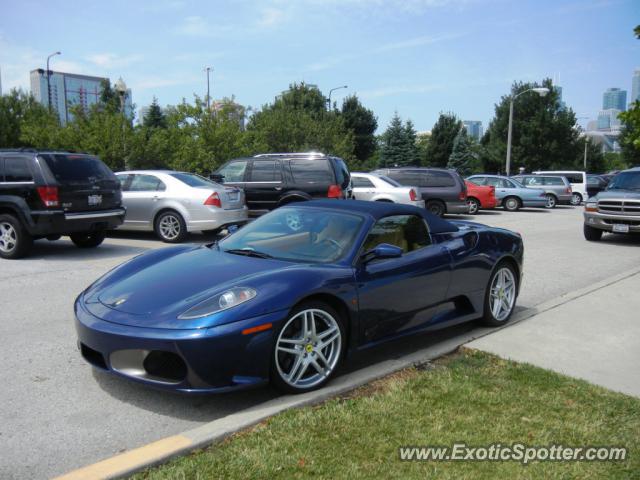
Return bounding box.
[594,190,640,200]
[82,245,296,329]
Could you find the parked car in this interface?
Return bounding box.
[464,180,497,214]
[212,152,352,213]
[351,172,425,208]
[371,167,468,217]
[75,199,523,394]
[583,167,640,241]
[0,149,125,259]
[586,174,610,198]
[512,174,572,208]
[532,170,587,205]
[466,175,547,211]
[115,170,248,243]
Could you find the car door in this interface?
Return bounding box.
[1,156,38,210]
[121,174,167,229]
[244,159,283,210]
[355,214,451,344]
[351,176,376,201]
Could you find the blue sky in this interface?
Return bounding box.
[1,0,638,132]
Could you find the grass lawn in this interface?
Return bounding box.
[134,350,639,479]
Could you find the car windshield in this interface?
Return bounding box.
[606,172,640,191]
[220,207,364,263]
[378,175,402,187]
[170,172,220,188]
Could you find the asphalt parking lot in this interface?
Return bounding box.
[2,206,640,479]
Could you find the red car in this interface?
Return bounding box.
[465,180,497,214]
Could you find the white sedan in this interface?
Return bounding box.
[351,172,425,208]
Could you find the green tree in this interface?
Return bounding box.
[269,82,327,118]
[340,95,377,162]
[634,24,640,39]
[403,119,419,166]
[481,79,581,173]
[416,133,430,166]
[619,101,640,166]
[379,113,408,167]
[0,89,61,148]
[426,113,463,168]
[143,97,167,129]
[447,128,477,176]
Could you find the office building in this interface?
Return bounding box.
[602,88,627,111]
[462,120,483,140]
[30,69,133,124]
[597,109,622,132]
[631,69,640,106]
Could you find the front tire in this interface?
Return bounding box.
[155,211,187,243]
[426,200,446,217]
[70,230,106,248]
[503,196,521,212]
[271,301,345,394]
[0,214,33,259]
[584,224,603,241]
[467,197,480,215]
[570,193,583,206]
[481,262,518,326]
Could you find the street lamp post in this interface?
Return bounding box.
[505,87,549,176]
[46,51,61,113]
[205,66,212,110]
[327,85,348,111]
[114,77,129,170]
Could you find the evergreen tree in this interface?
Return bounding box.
[341,95,378,162]
[380,113,407,167]
[403,119,419,166]
[447,128,476,176]
[426,113,463,167]
[143,97,167,129]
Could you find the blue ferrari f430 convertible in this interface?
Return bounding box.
[75,200,523,394]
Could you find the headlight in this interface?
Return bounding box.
[585,202,597,212]
[178,287,257,319]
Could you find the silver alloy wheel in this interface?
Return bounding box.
[159,214,181,240]
[467,198,479,214]
[275,308,342,389]
[285,212,303,232]
[505,197,519,211]
[570,193,582,206]
[0,221,17,253]
[545,194,556,208]
[489,267,516,322]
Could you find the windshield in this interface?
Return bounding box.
[220,207,364,263]
[170,172,220,188]
[378,175,402,187]
[606,172,640,191]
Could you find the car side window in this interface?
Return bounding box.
[468,176,486,185]
[4,157,33,182]
[250,160,281,182]
[128,174,166,192]
[289,159,333,183]
[544,177,564,186]
[218,160,248,182]
[117,174,131,191]
[483,177,501,187]
[363,215,431,254]
[352,177,375,188]
[426,171,456,187]
[504,179,518,188]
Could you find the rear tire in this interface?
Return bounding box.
[503,196,521,212]
[545,194,557,209]
[467,197,480,215]
[583,224,603,241]
[426,200,446,217]
[70,230,106,248]
[480,262,518,326]
[155,211,187,243]
[0,214,33,259]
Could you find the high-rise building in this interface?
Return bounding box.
[554,85,567,110]
[597,109,622,131]
[462,120,483,140]
[30,69,133,124]
[602,88,627,111]
[631,69,640,106]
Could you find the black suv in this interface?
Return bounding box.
[212,152,352,212]
[0,149,125,259]
[372,167,468,216]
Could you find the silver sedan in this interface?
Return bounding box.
[115,170,248,242]
[351,172,426,208]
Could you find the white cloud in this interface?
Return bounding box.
[376,32,467,52]
[86,53,143,69]
[358,83,442,98]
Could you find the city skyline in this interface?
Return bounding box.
[1,0,639,132]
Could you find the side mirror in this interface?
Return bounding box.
[361,243,403,263]
[210,173,225,183]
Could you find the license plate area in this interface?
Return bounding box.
[613,224,629,233]
[88,195,103,206]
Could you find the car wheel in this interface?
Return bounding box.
[503,196,521,212]
[583,224,603,241]
[0,214,33,260]
[570,193,583,206]
[155,211,187,243]
[467,197,480,215]
[426,200,445,217]
[70,230,107,248]
[271,301,345,394]
[481,262,518,326]
[545,194,557,209]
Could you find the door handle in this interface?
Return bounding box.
[275,186,282,191]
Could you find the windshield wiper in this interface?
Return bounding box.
[224,248,273,259]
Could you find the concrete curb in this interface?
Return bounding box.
[53,265,640,480]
